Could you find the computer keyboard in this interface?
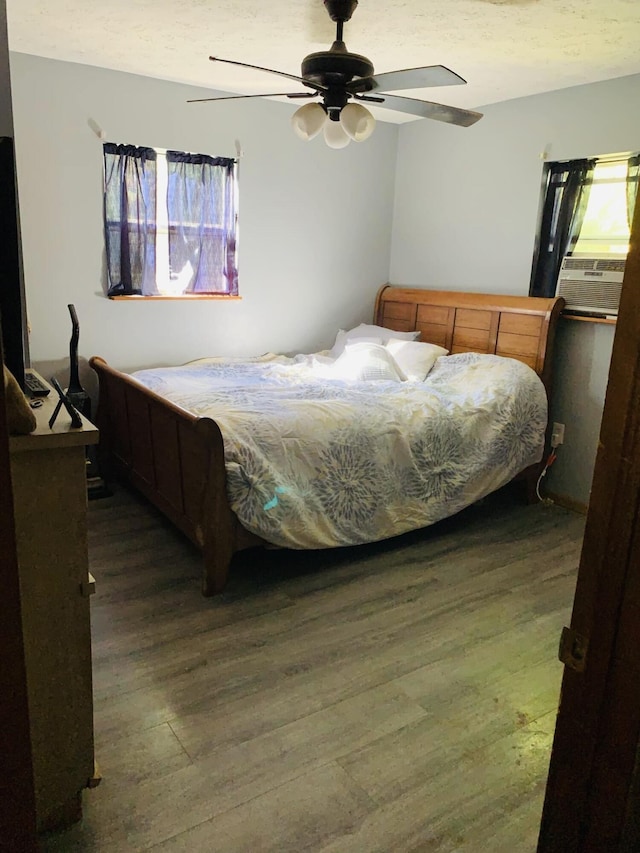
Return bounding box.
[25,369,51,397]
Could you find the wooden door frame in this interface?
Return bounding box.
[0,349,37,850]
[538,188,640,849]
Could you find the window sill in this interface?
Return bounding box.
[109,294,242,301]
[561,312,617,325]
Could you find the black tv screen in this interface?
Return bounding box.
[0,136,27,390]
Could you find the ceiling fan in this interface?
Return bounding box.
[189,0,483,148]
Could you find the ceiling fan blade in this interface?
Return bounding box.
[347,65,466,95]
[188,92,314,103]
[209,57,327,92]
[370,93,483,127]
[353,94,385,103]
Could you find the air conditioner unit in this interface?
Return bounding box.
[556,256,626,316]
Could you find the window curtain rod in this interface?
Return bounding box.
[95,131,243,162]
[159,149,239,164]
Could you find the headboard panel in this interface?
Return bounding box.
[374,285,565,393]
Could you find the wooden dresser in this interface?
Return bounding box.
[9,390,99,832]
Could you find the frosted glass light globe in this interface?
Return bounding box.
[291,103,327,140]
[323,119,351,149]
[340,103,376,142]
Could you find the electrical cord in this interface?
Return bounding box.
[536,448,558,502]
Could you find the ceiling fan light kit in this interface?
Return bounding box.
[192,0,483,149]
[291,100,375,147]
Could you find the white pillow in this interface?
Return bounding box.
[332,342,406,382]
[385,339,449,381]
[346,335,383,347]
[331,323,420,357]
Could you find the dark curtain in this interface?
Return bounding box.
[626,154,640,232]
[530,159,596,298]
[166,152,238,295]
[103,144,157,296]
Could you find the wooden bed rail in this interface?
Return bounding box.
[89,356,263,595]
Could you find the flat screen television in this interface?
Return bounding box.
[0,136,28,390]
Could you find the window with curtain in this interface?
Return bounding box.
[530,153,639,299]
[103,144,238,298]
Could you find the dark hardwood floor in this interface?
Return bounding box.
[40,483,585,852]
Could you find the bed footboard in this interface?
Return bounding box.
[89,357,263,595]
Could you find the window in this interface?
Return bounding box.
[530,153,639,299]
[103,144,239,298]
[573,161,632,256]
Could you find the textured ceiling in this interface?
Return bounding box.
[7,0,640,124]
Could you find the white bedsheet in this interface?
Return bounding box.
[131,352,547,549]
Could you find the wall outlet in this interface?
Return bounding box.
[551,422,565,447]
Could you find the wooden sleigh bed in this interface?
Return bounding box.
[90,285,565,596]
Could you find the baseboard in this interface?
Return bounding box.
[545,491,589,515]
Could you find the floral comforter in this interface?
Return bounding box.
[131,352,547,549]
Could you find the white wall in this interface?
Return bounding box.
[549,320,614,504]
[391,74,640,506]
[8,54,398,372]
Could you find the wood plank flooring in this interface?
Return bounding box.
[40,483,585,852]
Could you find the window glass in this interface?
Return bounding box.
[573,161,630,256]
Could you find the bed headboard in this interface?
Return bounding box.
[374,284,565,392]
